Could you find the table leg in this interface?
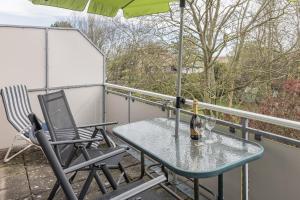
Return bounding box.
[242,164,249,200]
[218,174,224,200]
[194,178,199,200]
[140,152,145,178]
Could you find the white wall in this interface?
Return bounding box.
[0,26,104,149]
[48,29,103,87]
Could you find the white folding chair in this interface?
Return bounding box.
[1,85,43,162]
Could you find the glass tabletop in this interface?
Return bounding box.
[113,118,264,178]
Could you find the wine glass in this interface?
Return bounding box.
[205,117,216,143]
[206,117,216,133]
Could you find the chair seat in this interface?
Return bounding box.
[98,179,163,200]
[70,146,126,167]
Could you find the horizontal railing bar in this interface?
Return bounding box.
[25,84,103,93]
[181,109,243,130]
[106,86,300,146]
[106,89,169,108]
[106,83,300,131]
[28,88,47,92]
[107,89,242,129]
[47,84,103,91]
[0,84,103,95]
[106,83,175,101]
[247,127,300,147]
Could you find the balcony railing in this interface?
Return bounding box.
[105,83,300,146]
[104,82,300,200]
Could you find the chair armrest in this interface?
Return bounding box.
[64,148,127,173]
[50,138,102,145]
[110,175,167,200]
[78,121,118,129]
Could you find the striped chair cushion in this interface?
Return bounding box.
[1,85,51,143]
[1,85,32,135]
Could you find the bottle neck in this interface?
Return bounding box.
[192,100,198,115]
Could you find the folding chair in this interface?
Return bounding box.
[37,91,129,199]
[0,84,108,162]
[35,128,167,200]
[0,85,47,162]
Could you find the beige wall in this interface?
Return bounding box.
[106,93,129,125]
[106,93,168,126]
[0,26,104,149]
[0,27,45,88]
[48,29,103,87]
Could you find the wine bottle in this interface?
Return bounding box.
[190,99,202,140]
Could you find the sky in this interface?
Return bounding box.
[0,0,84,26]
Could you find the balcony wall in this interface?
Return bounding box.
[0,26,105,149]
[105,91,300,200]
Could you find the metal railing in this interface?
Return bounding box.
[105,82,300,200]
[105,83,300,146]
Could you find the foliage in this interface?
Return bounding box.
[251,80,300,139]
[51,0,300,139]
[51,21,73,28]
[107,42,177,95]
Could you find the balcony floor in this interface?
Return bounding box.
[0,145,191,200]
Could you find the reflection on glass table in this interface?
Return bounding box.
[113,118,264,200]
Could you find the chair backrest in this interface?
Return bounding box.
[1,85,32,135]
[38,90,80,166]
[38,90,80,142]
[35,129,78,200]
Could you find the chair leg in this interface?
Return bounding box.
[80,147,107,194]
[94,171,107,194]
[118,163,130,183]
[4,135,33,163]
[99,129,112,148]
[78,169,96,200]
[69,171,78,184]
[47,180,60,200]
[101,164,118,190]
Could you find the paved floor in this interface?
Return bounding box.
[0,145,191,200]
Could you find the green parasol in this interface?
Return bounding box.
[31,0,174,18]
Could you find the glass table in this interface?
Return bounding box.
[113,118,264,200]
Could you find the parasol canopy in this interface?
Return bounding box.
[31,0,174,18]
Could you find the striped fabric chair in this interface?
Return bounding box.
[1,85,103,162]
[1,85,42,162]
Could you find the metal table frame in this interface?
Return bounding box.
[139,151,224,200]
[113,119,264,200]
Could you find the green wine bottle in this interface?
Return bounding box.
[190,99,202,140]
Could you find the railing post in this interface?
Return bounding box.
[241,118,249,200]
[102,85,106,124]
[45,28,49,94]
[128,91,132,123]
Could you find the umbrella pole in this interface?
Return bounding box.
[175,0,186,138]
